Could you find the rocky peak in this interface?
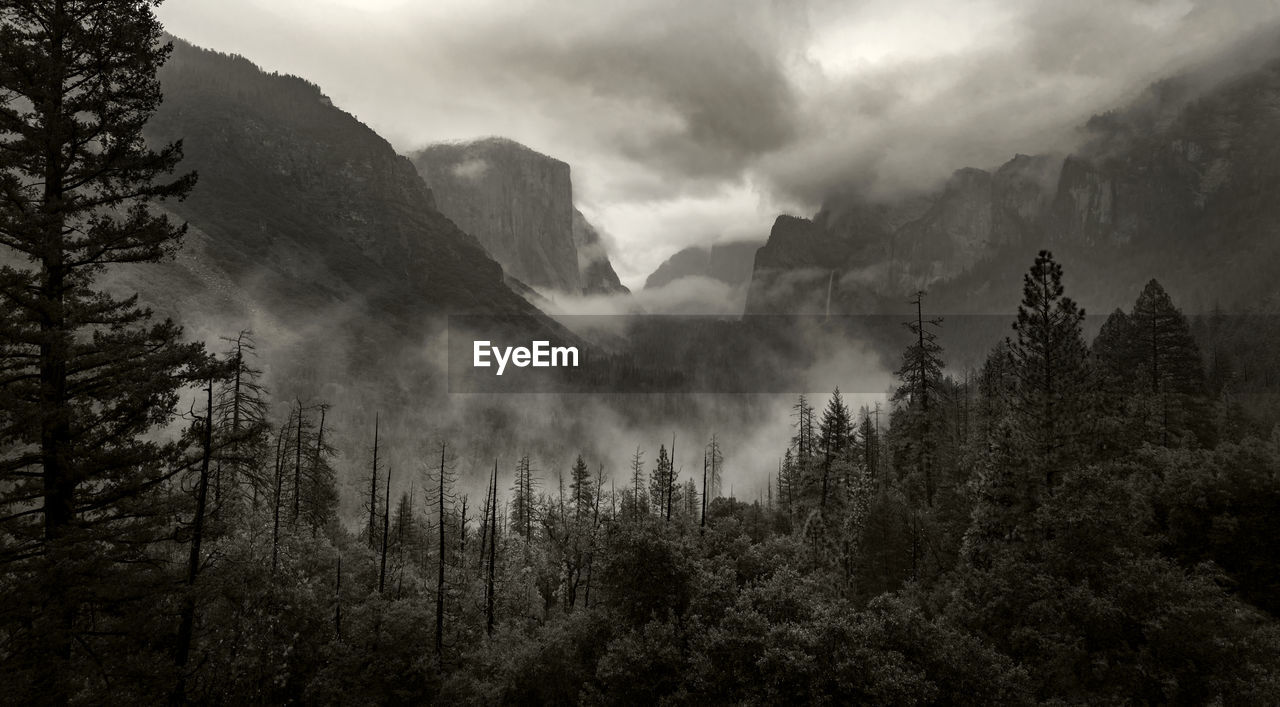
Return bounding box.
[411,138,628,296]
[746,45,1280,316]
[572,208,630,295]
[643,240,762,290]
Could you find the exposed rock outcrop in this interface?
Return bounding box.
[411,138,629,296]
[643,240,762,290]
[746,44,1280,315]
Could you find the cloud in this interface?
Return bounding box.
[156,0,1280,289]
[531,275,748,318]
[450,157,489,181]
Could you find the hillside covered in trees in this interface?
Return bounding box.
[3,2,1280,705]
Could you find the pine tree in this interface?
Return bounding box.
[628,445,647,516]
[818,389,853,508]
[511,454,537,540]
[212,331,270,513]
[270,415,290,575]
[779,447,798,514]
[171,376,216,702]
[791,394,816,466]
[706,434,724,500]
[790,395,818,504]
[391,488,417,581]
[0,5,205,695]
[960,420,1032,568]
[894,291,944,411]
[1007,250,1090,492]
[379,465,392,594]
[485,461,498,636]
[975,339,1015,445]
[892,291,945,505]
[1092,309,1137,392]
[649,444,675,522]
[365,414,381,550]
[1091,309,1143,454]
[569,455,594,521]
[857,407,880,482]
[429,442,456,665]
[682,478,698,523]
[1130,279,1211,446]
[301,403,338,533]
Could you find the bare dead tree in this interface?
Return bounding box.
[172,376,216,702]
[270,415,290,576]
[367,414,380,550]
[486,460,498,636]
[435,442,448,664]
[379,464,392,594]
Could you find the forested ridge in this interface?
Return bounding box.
[3,2,1280,705]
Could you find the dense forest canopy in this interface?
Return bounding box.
[1,2,1279,705]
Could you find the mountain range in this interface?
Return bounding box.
[745,39,1280,317]
[119,34,1280,399]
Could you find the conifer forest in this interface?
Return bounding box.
[3,1,1280,704]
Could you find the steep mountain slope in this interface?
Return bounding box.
[411,138,629,296]
[573,208,629,295]
[644,241,763,290]
[746,47,1280,316]
[127,39,556,408]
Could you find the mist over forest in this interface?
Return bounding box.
[4,1,1280,704]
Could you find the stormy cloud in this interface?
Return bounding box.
[158,0,1280,286]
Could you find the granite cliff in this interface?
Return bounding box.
[125,39,559,414]
[643,240,763,290]
[746,47,1280,315]
[411,139,629,297]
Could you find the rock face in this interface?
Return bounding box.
[643,240,762,290]
[411,139,629,296]
[746,46,1280,315]
[132,40,553,402]
[572,208,629,295]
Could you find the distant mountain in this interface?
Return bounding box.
[573,208,630,296]
[746,42,1280,316]
[644,241,762,290]
[126,39,564,416]
[411,138,629,297]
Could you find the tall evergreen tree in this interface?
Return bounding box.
[0,3,204,699]
[212,331,270,513]
[790,395,817,502]
[511,453,536,540]
[1130,279,1211,446]
[779,447,798,515]
[1007,250,1089,492]
[301,403,338,532]
[705,434,723,501]
[627,445,647,516]
[569,455,594,521]
[649,444,675,522]
[1091,309,1144,454]
[892,291,945,506]
[857,407,880,482]
[818,389,853,508]
[365,414,381,550]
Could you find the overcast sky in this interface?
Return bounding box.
[157,0,1280,288]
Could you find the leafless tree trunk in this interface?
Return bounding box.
[172,377,216,701]
[379,464,392,593]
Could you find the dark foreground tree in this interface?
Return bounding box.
[1006,251,1089,492]
[0,2,203,701]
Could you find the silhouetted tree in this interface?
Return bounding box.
[0,2,203,698]
[1007,251,1089,492]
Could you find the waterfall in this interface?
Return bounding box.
[824,270,834,319]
